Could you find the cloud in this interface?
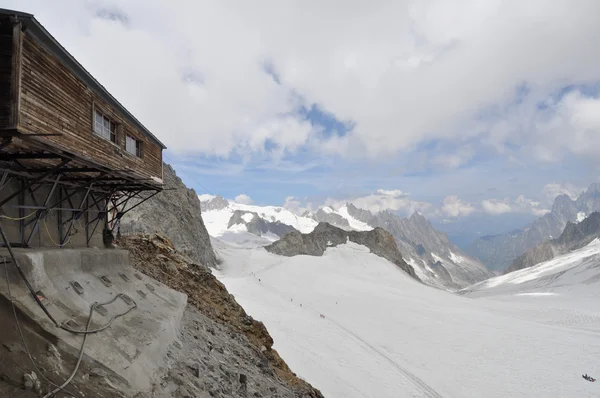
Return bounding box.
[542,182,582,203]
[530,92,600,162]
[324,189,432,215]
[481,199,513,215]
[234,194,254,205]
[514,195,550,217]
[481,195,550,216]
[431,146,475,169]
[442,195,476,217]
[283,196,313,215]
[9,0,600,165]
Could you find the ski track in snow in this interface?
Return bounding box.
[216,240,600,398]
[251,271,443,397]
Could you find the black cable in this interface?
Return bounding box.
[0,220,60,327]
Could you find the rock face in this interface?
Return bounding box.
[265,222,418,280]
[119,163,217,268]
[306,208,351,229]
[200,195,229,212]
[469,183,600,272]
[345,204,491,289]
[120,234,324,398]
[506,212,600,274]
[227,210,299,238]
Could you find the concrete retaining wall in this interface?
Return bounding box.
[0,247,187,394]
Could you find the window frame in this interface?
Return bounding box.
[125,135,143,158]
[93,107,118,144]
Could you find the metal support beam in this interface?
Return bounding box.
[61,182,93,245]
[0,137,13,151]
[0,159,70,206]
[25,174,61,246]
[0,152,63,160]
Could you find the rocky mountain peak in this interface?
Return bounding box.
[228,210,298,238]
[200,195,230,212]
[345,203,375,225]
[586,182,600,194]
[506,211,600,274]
[312,209,350,228]
[265,222,418,280]
[409,211,428,224]
[551,194,576,214]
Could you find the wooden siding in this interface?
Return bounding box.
[0,18,13,129]
[18,31,162,181]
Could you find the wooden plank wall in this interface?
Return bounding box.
[18,31,163,180]
[0,18,13,129]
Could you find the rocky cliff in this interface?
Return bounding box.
[469,183,600,272]
[304,208,351,229]
[120,234,324,397]
[506,212,600,274]
[265,222,418,280]
[119,163,218,267]
[228,210,299,238]
[200,195,230,212]
[345,204,491,288]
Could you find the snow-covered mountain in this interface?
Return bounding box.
[343,204,492,288]
[199,195,490,289]
[214,237,600,397]
[468,183,600,272]
[505,211,600,274]
[199,195,318,245]
[462,237,600,300]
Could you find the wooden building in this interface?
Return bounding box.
[0,8,166,249]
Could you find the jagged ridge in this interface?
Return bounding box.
[469,183,600,272]
[265,222,418,280]
[506,212,600,274]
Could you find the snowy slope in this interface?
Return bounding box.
[464,238,600,299]
[337,204,373,231]
[214,238,600,398]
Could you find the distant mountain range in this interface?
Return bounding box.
[467,183,600,273]
[199,195,491,290]
[505,211,600,274]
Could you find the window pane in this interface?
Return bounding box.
[126,136,134,154]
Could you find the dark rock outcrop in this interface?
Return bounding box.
[265,222,418,280]
[505,212,600,274]
[346,205,491,288]
[306,208,350,229]
[227,210,299,238]
[200,195,229,212]
[119,163,218,267]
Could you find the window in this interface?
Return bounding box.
[94,109,117,143]
[126,135,142,157]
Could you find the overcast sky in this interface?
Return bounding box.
[8,0,600,239]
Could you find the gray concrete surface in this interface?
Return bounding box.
[0,247,187,395]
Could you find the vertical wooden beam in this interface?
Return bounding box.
[9,20,23,130]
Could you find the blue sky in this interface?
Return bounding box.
[10,0,600,245]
